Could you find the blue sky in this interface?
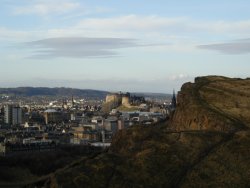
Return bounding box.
[0,0,250,93]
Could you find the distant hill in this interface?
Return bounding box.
[0,87,109,99]
[0,87,171,100]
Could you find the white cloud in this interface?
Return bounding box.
[168,74,193,81]
[75,15,250,37]
[190,20,250,36]
[2,14,250,41]
[13,1,80,15]
[0,27,30,41]
[76,15,187,31]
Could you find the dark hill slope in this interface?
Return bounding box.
[0,87,109,98]
[0,87,170,100]
[26,76,250,188]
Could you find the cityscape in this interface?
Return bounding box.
[0,90,175,156]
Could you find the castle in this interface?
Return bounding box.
[105,92,145,108]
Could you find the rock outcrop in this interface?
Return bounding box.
[171,76,250,132]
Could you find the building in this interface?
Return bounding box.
[4,105,12,124]
[91,116,103,125]
[70,126,100,144]
[118,119,130,130]
[44,109,63,124]
[104,116,118,133]
[0,140,56,156]
[4,105,22,125]
[12,106,22,125]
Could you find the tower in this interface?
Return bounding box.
[71,95,74,107]
[4,105,12,124]
[62,98,68,109]
[171,89,177,109]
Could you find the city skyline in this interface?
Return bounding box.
[1,0,250,93]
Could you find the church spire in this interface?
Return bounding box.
[171,89,177,109]
[72,95,74,107]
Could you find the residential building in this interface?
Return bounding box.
[4,105,22,125]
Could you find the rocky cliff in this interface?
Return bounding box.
[171,76,250,132]
[25,76,250,188]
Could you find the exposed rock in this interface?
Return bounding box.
[171,76,250,132]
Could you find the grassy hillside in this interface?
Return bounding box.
[0,146,102,187]
[28,123,249,188]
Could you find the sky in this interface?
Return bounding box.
[0,0,250,93]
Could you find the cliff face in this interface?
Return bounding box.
[26,76,250,188]
[171,76,250,132]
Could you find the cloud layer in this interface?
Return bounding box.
[198,38,250,54]
[13,1,79,15]
[75,15,250,36]
[24,37,141,58]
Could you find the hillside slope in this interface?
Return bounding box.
[26,76,250,188]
